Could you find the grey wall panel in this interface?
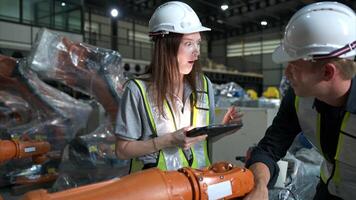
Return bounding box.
[118,45,133,58]
[211,40,226,65]
[0,21,82,51]
[263,70,283,87]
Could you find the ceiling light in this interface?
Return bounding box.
[61,2,66,6]
[261,20,268,26]
[221,4,229,11]
[110,8,119,18]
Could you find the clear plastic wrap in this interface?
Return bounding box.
[27,29,130,189]
[1,29,128,190]
[1,59,92,141]
[29,28,125,121]
[51,121,129,192]
[213,82,245,98]
[213,82,245,107]
[0,91,32,128]
[269,136,323,200]
[213,82,280,108]
[0,55,92,186]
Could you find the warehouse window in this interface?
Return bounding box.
[0,0,19,21]
[128,31,151,44]
[227,39,281,57]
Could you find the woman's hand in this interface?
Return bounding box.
[169,126,207,149]
[222,106,243,125]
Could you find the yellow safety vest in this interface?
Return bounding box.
[130,75,211,171]
[295,96,356,200]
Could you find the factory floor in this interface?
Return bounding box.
[0,181,54,200]
[0,186,23,200]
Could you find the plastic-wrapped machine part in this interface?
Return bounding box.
[28,28,125,121]
[0,91,32,128]
[0,139,50,163]
[268,137,323,200]
[1,57,92,140]
[214,82,245,98]
[18,61,92,135]
[3,119,81,186]
[0,56,32,127]
[0,54,17,76]
[0,55,93,140]
[51,121,130,191]
[213,82,246,108]
[0,55,94,186]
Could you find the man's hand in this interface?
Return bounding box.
[243,162,270,200]
[243,182,269,200]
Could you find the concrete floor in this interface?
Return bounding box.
[0,186,23,200]
[0,182,54,200]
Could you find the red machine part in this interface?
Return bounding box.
[22,162,254,200]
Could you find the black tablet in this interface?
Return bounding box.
[186,123,243,137]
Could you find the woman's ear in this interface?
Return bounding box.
[322,62,336,81]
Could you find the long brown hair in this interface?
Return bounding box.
[147,33,202,116]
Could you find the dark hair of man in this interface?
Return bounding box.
[146,32,202,116]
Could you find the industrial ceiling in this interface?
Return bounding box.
[84,0,356,39]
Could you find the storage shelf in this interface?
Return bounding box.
[202,68,263,95]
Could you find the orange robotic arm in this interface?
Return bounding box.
[0,140,50,164]
[22,162,254,200]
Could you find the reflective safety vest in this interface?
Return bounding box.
[132,75,211,171]
[295,96,356,200]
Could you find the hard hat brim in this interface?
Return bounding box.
[176,26,211,34]
[272,45,294,64]
[149,26,211,35]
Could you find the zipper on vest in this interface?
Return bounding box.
[165,100,191,163]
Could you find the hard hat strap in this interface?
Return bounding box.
[312,41,356,60]
[149,31,170,37]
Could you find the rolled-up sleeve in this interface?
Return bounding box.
[115,81,149,140]
[245,88,301,187]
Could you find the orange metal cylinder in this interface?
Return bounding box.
[22,162,254,200]
[181,162,254,199]
[0,140,50,162]
[22,168,193,200]
[16,140,50,159]
[0,140,17,162]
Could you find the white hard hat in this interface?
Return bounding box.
[273,2,356,63]
[148,1,211,35]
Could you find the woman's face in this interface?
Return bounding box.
[177,32,201,75]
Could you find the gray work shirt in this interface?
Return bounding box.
[115,76,215,164]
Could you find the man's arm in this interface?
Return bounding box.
[243,162,270,200]
[244,88,302,199]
